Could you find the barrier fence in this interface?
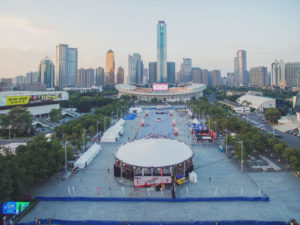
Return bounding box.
[35,196,269,202]
[16,219,286,225]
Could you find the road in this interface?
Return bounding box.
[239,113,300,148]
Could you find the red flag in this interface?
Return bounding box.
[160,168,163,176]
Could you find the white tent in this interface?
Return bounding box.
[74,143,101,168]
[192,118,200,124]
[101,119,124,143]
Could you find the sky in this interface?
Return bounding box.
[0,0,300,78]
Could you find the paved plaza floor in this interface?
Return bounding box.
[20,107,300,223]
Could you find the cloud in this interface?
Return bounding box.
[0,16,51,34]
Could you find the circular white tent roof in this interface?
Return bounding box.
[115,139,193,168]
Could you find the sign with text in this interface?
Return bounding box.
[2,202,29,214]
[6,96,30,106]
[134,176,172,187]
[152,83,168,92]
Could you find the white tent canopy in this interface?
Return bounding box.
[74,143,101,169]
[192,118,200,124]
[115,139,193,167]
[101,119,124,143]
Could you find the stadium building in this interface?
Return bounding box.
[116,83,206,102]
[236,94,276,112]
[0,91,69,118]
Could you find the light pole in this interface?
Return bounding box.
[8,125,11,140]
[96,121,99,143]
[64,141,67,172]
[240,140,244,173]
[225,128,228,156]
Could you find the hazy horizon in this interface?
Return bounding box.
[0,0,299,78]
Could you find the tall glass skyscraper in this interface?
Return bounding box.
[39,56,55,88]
[157,21,167,83]
[234,50,247,87]
[105,49,115,86]
[55,44,78,89]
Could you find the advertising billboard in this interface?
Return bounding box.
[0,91,68,107]
[152,83,168,92]
[2,202,29,214]
[134,176,172,187]
[6,96,30,106]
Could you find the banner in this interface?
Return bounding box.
[134,176,171,188]
[6,96,30,106]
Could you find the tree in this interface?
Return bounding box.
[290,156,300,171]
[0,156,13,202]
[49,108,62,122]
[88,125,96,137]
[283,147,293,163]
[273,143,284,155]
[1,107,32,137]
[264,108,281,124]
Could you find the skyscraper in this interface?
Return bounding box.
[148,62,157,84]
[167,62,175,84]
[105,49,115,86]
[39,56,55,88]
[226,73,235,87]
[250,66,267,87]
[271,61,280,86]
[26,71,39,84]
[234,50,247,87]
[192,67,202,83]
[128,53,143,85]
[157,21,167,83]
[211,70,221,87]
[77,68,94,87]
[117,66,124,84]
[143,68,149,86]
[182,58,192,83]
[201,70,210,87]
[55,44,78,89]
[95,67,105,86]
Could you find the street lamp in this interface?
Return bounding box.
[239,140,244,173]
[96,121,100,143]
[64,141,67,172]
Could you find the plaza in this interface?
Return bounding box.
[19,106,300,224]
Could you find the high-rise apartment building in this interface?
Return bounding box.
[284,62,300,88]
[117,66,124,84]
[211,70,221,87]
[148,62,157,84]
[105,49,115,86]
[39,56,55,88]
[77,68,94,87]
[157,21,167,83]
[26,71,39,84]
[234,50,247,87]
[192,67,202,83]
[95,67,105,86]
[250,66,267,87]
[201,70,210,87]
[226,73,235,87]
[13,75,26,86]
[128,53,143,86]
[167,62,175,84]
[271,61,300,88]
[143,68,149,86]
[55,44,78,89]
[271,60,280,86]
[182,58,192,83]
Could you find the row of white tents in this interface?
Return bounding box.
[101,119,125,143]
[74,142,101,169]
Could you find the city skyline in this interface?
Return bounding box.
[0,0,300,78]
